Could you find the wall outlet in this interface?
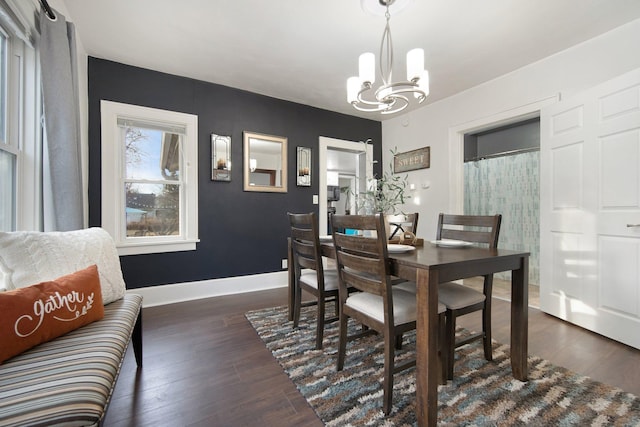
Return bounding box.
[313,194,319,204]
[281,258,288,269]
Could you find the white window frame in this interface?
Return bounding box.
[100,100,199,255]
[0,2,41,232]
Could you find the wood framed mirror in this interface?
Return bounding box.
[243,131,288,192]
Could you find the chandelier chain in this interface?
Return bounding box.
[380,8,393,86]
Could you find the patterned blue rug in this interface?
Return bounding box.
[246,305,640,426]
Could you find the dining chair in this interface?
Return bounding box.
[330,213,445,415]
[385,212,419,240]
[288,212,340,350]
[437,213,502,380]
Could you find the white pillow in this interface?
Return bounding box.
[0,227,126,304]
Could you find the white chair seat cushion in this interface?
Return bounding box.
[438,282,486,310]
[389,281,446,313]
[345,288,417,325]
[299,269,339,291]
[394,281,417,293]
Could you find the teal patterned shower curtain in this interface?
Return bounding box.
[464,151,540,285]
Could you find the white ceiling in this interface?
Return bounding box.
[61,0,640,121]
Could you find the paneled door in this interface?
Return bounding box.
[540,68,640,349]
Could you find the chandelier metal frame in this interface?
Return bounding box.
[347,0,429,115]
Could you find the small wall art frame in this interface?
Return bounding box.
[211,134,231,181]
[296,146,311,186]
[393,146,430,173]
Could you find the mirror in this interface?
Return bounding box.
[296,146,311,186]
[211,134,231,181]
[243,131,288,192]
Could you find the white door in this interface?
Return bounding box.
[540,68,640,349]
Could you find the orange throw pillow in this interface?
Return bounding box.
[0,265,104,363]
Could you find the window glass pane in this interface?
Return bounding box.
[0,31,7,142]
[125,183,180,237]
[0,149,15,231]
[124,126,181,181]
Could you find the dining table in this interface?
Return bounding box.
[287,238,530,427]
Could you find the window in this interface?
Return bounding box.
[0,10,38,232]
[100,101,199,255]
[0,26,14,231]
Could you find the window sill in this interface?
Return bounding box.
[116,239,200,256]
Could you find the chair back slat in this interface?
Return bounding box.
[436,213,501,248]
[333,233,381,257]
[291,236,319,269]
[290,226,313,241]
[337,252,387,296]
[296,252,317,270]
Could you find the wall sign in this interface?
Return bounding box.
[393,147,430,173]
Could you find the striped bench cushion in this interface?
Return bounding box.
[0,293,142,427]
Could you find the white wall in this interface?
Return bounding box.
[382,18,640,241]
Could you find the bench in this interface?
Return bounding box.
[0,228,142,426]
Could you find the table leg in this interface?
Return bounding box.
[415,268,439,427]
[510,255,529,381]
[287,238,294,321]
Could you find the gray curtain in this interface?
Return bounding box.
[39,8,83,231]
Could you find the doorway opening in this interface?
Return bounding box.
[319,137,373,236]
[448,95,559,308]
[463,118,541,306]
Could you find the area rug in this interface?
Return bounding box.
[246,305,640,426]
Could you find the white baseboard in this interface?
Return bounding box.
[127,271,288,307]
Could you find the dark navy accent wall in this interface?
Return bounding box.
[88,57,382,289]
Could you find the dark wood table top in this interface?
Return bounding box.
[387,245,529,282]
[319,241,528,280]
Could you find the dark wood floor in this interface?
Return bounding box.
[104,287,640,426]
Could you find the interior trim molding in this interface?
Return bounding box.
[127,271,288,307]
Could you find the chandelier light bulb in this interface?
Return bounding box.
[358,52,376,84]
[406,48,424,82]
[347,76,361,103]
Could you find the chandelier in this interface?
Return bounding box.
[347,0,429,115]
